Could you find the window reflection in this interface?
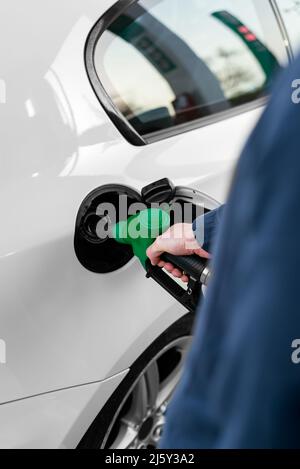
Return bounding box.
[95,0,280,136]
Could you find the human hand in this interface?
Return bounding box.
[146,223,210,283]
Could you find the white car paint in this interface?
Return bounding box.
[0,370,128,449]
[0,0,288,448]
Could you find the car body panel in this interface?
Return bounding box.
[0,99,260,404]
[0,370,128,449]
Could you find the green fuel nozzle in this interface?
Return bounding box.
[112,208,171,268]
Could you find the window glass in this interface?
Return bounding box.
[94,0,280,136]
[277,0,300,55]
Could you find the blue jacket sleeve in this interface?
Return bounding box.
[193,206,225,252]
[160,56,300,449]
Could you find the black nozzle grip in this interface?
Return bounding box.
[146,259,201,313]
[145,254,211,313]
[161,253,208,281]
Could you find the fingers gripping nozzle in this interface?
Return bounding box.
[112,208,211,314]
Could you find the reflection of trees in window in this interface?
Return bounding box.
[284,0,300,14]
[111,45,263,132]
[206,48,258,99]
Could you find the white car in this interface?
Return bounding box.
[0,0,299,449]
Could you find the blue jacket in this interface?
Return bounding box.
[160,56,300,449]
[193,206,225,253]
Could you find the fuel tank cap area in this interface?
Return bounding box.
[74,184,142,274]
[74,179,210,274]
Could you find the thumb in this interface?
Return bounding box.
[194,248,211,259]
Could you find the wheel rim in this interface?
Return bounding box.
[102,336,191,449]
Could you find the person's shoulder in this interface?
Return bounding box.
[288,53,300,75]
[273,54,300,99]
[260,55,300,127]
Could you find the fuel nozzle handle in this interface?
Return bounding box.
[161,253,211,287]
[113,207,211,313]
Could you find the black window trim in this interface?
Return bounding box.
[144,96,269,143]
[85,0,290,147]
[85,0,146,146]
